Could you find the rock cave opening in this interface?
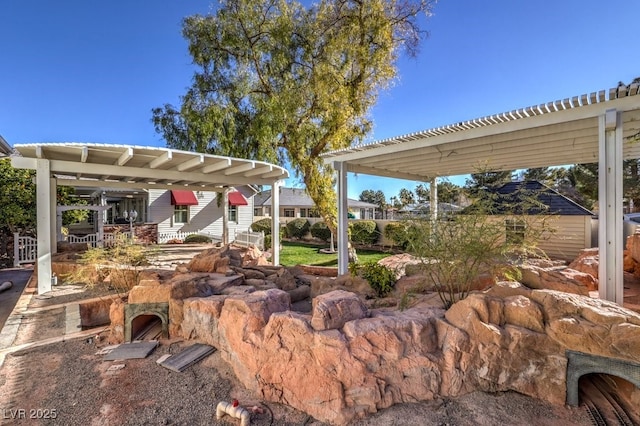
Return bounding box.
[130,314,163,341]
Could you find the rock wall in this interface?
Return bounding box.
[179,282,640,425]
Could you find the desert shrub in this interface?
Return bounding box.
[251,218,272,235]
[310,221,332,242]
[183,234,212,244]
[349,261,396,297]
[286,218,310,240]
[383,222,409,248]
[63,235,155,294]
[349,220,379,245]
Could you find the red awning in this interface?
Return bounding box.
[228,191,248,206]
[170,190,198,206]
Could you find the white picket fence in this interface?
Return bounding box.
[233,230,264,249]
[13,232,124,266]
[13,233,37,267]
[157,230,222,244]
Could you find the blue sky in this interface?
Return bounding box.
[2,0,639,200]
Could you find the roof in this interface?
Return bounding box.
[400,202,462,213]
[11,143,289,191]
[0,135,12,157]
[466,180,593,216]
[322,85,640,180]
[255,187,377,209]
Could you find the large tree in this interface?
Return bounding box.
[359,189,386,210]
[152,0,434,234]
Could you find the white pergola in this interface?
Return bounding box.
[324,84,640,304]
[11,143,288,295]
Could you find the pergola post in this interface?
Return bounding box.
[429,177,438,222]
[36,159,52,294]
[222,188,229,245]
[335,161,349,275]
[598,108,624,304]
[50,178,57,253]
[271,180,280,266]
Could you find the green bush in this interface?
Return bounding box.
[263,229,283,250]
[383,222,409,248]
[349,261,396,297]
[183,234,212,244]
[286,218,310,239]
[349,220,379,245]
[310,221,332,242]
[251,218,272,235]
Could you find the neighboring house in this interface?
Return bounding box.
[254,187,377,221]
[399,202,462,217]
[465,180,594,261]
[68,186,255,242]
[0,135,12,157]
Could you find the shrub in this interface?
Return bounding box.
[349,261,396,297]
[349,220,379,245]
[251,218,272,235]
[263,229,283,250]
[310,221,332,242]
[383,222,409,248]
[286,218,310,240]
[63,235,155,294]
[183,234,212,244]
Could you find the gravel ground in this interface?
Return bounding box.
[0,333,593,426]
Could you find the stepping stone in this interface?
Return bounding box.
[103,340,158,361]
[159,343,215,372]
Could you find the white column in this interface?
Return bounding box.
[50,178,57,253]
[271,180,280,266]
[598,109,624,304]
[222,189,229,245]
[335,161,349,275]
[36,159,52,294]
[429,177,438,222]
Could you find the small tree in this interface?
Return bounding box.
[404,185,555,308]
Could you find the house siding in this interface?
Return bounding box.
[538,216,591,261]
[149,189,254,241]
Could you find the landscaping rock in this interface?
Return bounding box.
[310,290,368,331]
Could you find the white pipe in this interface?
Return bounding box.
[216,401,250,426]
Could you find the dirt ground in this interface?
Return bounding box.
[0,332,593,426]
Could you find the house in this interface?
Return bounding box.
[67,186,256,243]
[253,187,377,222]
[0,135,12,157]
[465,180,594,261]
[399,202,462,217]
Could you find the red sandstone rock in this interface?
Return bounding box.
[310,290,368,331]
[568,248,599,278]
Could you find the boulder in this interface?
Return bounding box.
[272,268,297,291]
[519,263,596,295]
[568,248,599,278]
[310,290,368,331]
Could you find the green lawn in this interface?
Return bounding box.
[279,241,392,267]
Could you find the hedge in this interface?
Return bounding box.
[310,221,332,242]
[349,220,379,245]
[286,218,310,240]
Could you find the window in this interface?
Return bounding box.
[300,209,307,218]
[230,205,238,222]
[254,207,263,216]
[505,219,526,245]
[284,209,295,218]
[174,205,189,224]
